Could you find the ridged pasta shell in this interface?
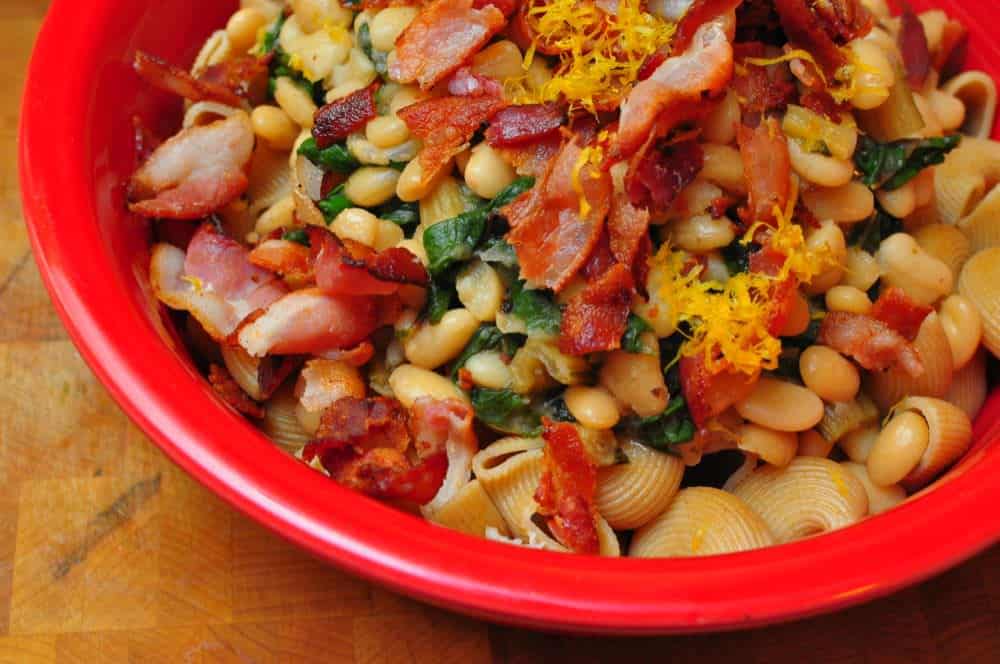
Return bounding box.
[730,457,869,543]
[192,30,232,77]
[294,154,326,202]
[247,146,295,219]
[429,479,511,538]
[958,185,1000,253]
[473,438,552,546]
[595,440,684,530]
[866,312,954,412]
[419,176,467,228]
[817,393,879,443]
[935,138,1000,224]
[629,488,775,558]
[183,101,241,129]
[896,397,974,491]
[946,349,989,420]
[840,462,906,515]
[942,70,998,139]
[221,343,266,401]
[913,223,972,279]
[958,248,1000,359]
[259,383,311,452]
[422,434,477,518]
[293,188,326,228]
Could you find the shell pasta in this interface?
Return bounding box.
[130,0,997,557]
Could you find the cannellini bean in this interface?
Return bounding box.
[226,8,269,53]
[669,214,735,252]
[370,7,419,52]
[788,139,854,188]
[389,364,470,407]
[374,219,405,252]
[798,429,835,458]
[799,345,861,403]
[366,115,410,149]
[345,166,400,207]
[251,105,299,151]
[600,340,669,418]
[274,77,318,128]
[938,294,983,369]
[848,39,894,110]
[803,221,847,295]
[456,260,505,322]
[843,248,881,291]
[736,378,825,432]
[877,180,918,220]
[472,40,524,80]
[396,158,444,202]
[867,411,930,487]
[465,351,513,390]
[465,143,517,199]
[840,425,879,463]
[403,309,480,370]
[802,182,874,224]
[877,233,954,306]
[825,285,872,315]
[737,423,798,467]
[564,386,621,430]
[332,208,378,247]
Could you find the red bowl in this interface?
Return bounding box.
[19,0,1000,634]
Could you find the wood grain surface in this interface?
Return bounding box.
[4,1,1000,661]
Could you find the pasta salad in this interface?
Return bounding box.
[129,0,999,557]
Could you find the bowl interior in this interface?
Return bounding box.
[19,0,1000,634]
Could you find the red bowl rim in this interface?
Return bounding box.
[19,0,1000,635]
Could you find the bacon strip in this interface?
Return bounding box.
[311,228,429,296]
[133,51,245,107]
[559,263,634,356]
[249,239,315,282]
[398,93,506,188]
[672,0,743,53]
[680,356,760,428]
[616,14,734,158]
[486,104,565,148]
[773,0,848,74]
[608,194,651,269]
[129,113,255,219]
[390,0,506,90]
[409,398,478,513]
[870,287,933,341]
[733,42,797,115]
[818,312,924,377]
[208,364,264,418]
[626,139,704,212]
[507,140,613,291]
[534,420,600,555]
[737,117,791,226]
[150,225,288,341]
[447,66,504,98]
[313,83,379,149]
[316,397,411,453]
[899,3,931,89]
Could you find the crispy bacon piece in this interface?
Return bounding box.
[870,287,933,341]
[773,0,851,74]
[129,113,255,219]
[497,134,562,178]
[237,288,379,358]
[559,263,634,356]
[818,312,924,377]
[534,420,599,555]
[799,89,847,121]
[208,364,265,418]
[447,66,504,97]
[316,397,412,453]
[310,228,429,296]
[812,0,873,44]
[325,447,449,505]
[733,42,797,115]
[317,341,376,367]
[399,93,506,187]
[617,14,734,158]
[899,3,930,89]
[390,0,506,90]
[737,117,791,226]
[935,19,968,80]
[200,55,270,105]
[150,225,288,340]
[507,140,613,291]
[680,356,760,428]
[607,194,650,272]
[409,397,478,512]
[312,83,379,149]
[486,104,564,148]
[367,247,431,286]
[133,51,244,107]
[672,0,743,53]
[581,231,617,282]
[249,239,315,281]
[626,139,703,212]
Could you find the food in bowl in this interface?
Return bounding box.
[128,0,998,557]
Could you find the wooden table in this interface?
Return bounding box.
[4,2,1000,661]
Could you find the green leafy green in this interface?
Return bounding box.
[376,200,419,227]
[509,280,562,337]
[451,325,504,380]
[477,236,519,268]
[281,229,310,246]
[471,389,542,436]
[357,23,389,78]
[621,314,654,354]
[422,177,535,276]
[268,47,317,98]
[423,278,455,324]
[855,134,961,191]
[297,137,359,174]
[630,396,696,452]
[317,184,353,223]
[538,394,575,423]
[259,13,286,55]
[850,207,904,254]
[720,239,756,275]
